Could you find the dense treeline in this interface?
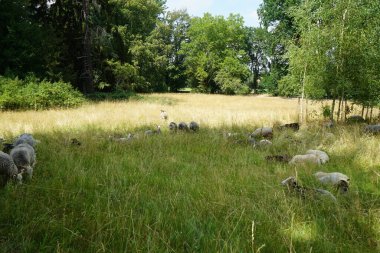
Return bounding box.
[0,0,379,116]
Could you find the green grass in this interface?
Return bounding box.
[0,125,379,252]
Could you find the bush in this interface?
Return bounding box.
[0,76,85,110]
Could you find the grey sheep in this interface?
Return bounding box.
[169,122,177,132]
[10,143,36,179]
[189,121,199,132]
[0,151,21,186]
[364,124,380,134]
[251,127,273,139]
[178,122,189,131]
[14,133,37,148]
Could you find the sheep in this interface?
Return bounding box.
[13,133,37,148]
[178,122,189,131]
[10,143,36,179]
[145,125,161,136]
[306,149,329,164]
[364,124,380,134]
[160,110,168,120]
[250,138,272,148]
[279,123,300,131]
[346,115,366,124]
[189,121,199,132]
[289,154,321,165]
[169,122,177,132]
[251,127,273,139]
[0,151,21,186]
[281,176,337,202]
[314,172,350,193]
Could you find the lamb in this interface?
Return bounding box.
[281,176,337,202]
[189,121,199,132]
[178,122,189,131]
[10,143,36,179]
[145,125,161,136]
[160,110,168,120]
[13,133,37,148]
[306,149,329,164]
[314,172,350,193]
[364,124,380,134]
[289,154,321,165]
[251,127,273,139]
[169,122,177,132]
[0,151,21,186]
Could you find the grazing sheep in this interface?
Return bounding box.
[0,151,21,186]
[306,150,329,164]
[281,176,337,202]
[265,155,291,163]
[145,126,161,136]
[250,138,272,148]
[364,124,380,134]
[169,122,177,132]
[13,133,37,148]
[10,143,36,179]
[189,121,199,132]
[178,122,189,131]
[314,172,350,193]
[279,123,300,131]
[251,127,273,139]
[160,110,168,120]
[346,115,366,123]
[289,154,321,165]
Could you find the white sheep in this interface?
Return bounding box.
[160,110,168,120]
[314,171,350,193]
[10,143,36,179]
[281,176,337,202]
[306,150,329,164]
[289,154,321,165]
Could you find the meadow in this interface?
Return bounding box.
[0,93,379,253]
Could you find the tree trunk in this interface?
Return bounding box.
[370,106,373,122]
[361,104,365,117]
[330,98,336,121]
[81,0,94,94]
[337,96,342,122]
[300,64,307,123]
[344,99,348,121]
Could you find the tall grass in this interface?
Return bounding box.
[0,94,379,252]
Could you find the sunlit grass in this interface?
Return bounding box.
[0,93,379,252]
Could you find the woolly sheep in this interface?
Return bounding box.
[13,133,37,148]
[281,176,336,202]
[189,121,199,132]
[178,122,189,131]
[306,149,329,164]
[364,124,380,134]
[169,122,177,132]
[251,127,273,138]
[250,138,272,148]
[346,115,366,124]
[289,154,321,165]
[314,171,350,193]
[160,110,168,120]
[0,151,21,186]
[10,143,36,179]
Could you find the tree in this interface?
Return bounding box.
[181,13,250,94]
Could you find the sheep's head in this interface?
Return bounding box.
[337,180,349,194]
[281,176,298,188]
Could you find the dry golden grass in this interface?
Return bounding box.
[0,93,323,134]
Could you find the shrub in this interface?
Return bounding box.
[0,76,85,110]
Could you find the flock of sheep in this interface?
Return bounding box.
[0,134,37,186]
[1,111,377,203]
